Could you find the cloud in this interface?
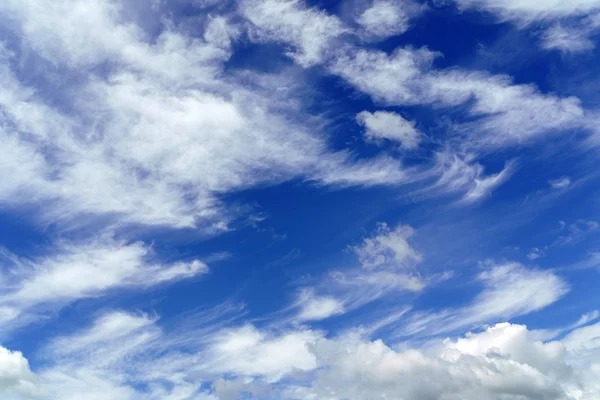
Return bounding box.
[550,176,572,189]
[541,24,596,53]
[34,309,317,398]
[284,223,425,325]
[401,262,569,336]
[295,290,345,321]
[434,153,515,203]
[206,324,319,381]
[0,346,36,399]
[331,46,585,149]
[4,306,600,399]
[356,110,421,149]
[356,0,423,40]
[528,247,547,260]
[0,0,413,231]
[0,238,208,325]
[301,323,574,400]
[241,0,347,67]
[456,0,600,21]
[352,222,422,269]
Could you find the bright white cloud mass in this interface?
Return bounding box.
[0,0,599,399]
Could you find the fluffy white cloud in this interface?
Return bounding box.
[356,110,421,149]
[302,323,574,400]
[206,324,319,381]
[352,222,422,269]
[296,291,345,321]
[0,0,411,231]
[356,0,423,39]
[3,307,600,400]
[241,0,347,67]
[209,321,600,399]
[0,347,36,399]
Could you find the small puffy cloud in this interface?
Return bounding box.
[356,0,423,39]
[356,110,421,149]
[352,222,422,269]
[550,176,572,189]
[296,291,345,321]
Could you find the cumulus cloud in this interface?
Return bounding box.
[356,110,421,149]
[3,306,600,399]
[0,346,36,399]
[303,323,573,400]
[210,322,600,400]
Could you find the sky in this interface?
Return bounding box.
[1,0,600,399]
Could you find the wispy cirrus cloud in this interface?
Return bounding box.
[0,238,208,328]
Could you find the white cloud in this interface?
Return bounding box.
[0,346,36,399]
[434,153,515,203]
[356,110,421,149]
[528,247,547,260]
[33,310,318,398]
[456,0,600,21]
[401,262,569,336]
[467,262,568,325]
[0,238,207,324]
[4,307,600,399]
[331,47,585,148]
[550,176,572,189]
[0,0,412,231]
[541,24,595,53]
[285,223,425,325]
[241,0,347,67]
[296,291,345,321]
[356,0,423,39]
[206,324,319,382]
[302,323,574,400]
[352,222,422,269]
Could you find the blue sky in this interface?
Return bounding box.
[1,0,600,399]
